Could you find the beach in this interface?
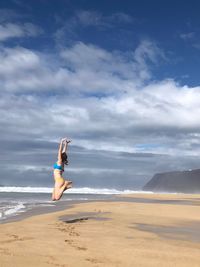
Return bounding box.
[1,193,200,267]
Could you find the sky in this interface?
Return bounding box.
[1,0,200,189]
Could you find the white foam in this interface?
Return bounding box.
[0,186,153,195]
[0,203,26,220]
[4,203,25,216]
[68,187,153,195]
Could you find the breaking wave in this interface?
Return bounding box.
[0,186,153,194]
[0,203,26,220]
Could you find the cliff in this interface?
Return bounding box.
[143,169,200,193]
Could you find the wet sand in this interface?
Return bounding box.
[1,193,200,267]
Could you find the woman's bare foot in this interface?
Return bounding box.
[64,181,72,191]
[66,184,72,190]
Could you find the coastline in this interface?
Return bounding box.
[0,191,117,224]
[1,193,200,266]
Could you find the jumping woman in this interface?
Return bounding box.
[52,138,72,201]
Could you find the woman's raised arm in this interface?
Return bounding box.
[57,139,65,163]
[62,139,71,153]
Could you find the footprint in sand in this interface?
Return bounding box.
[64,239,87,251]
[2,234,33,244]
[86,258,103,264]
[0,247,12,256]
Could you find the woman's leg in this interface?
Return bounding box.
[52,188,56,201]
[54,182,67,201]
[53,174,66,201]
[64,180,72,191]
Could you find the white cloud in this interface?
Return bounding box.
[103,79,200,130]
[75,10,104,27]
[109,12,134,24]
[75,10,134,27]
[134,40,165,80]
[1,39,200,187]
[54,10,135,47]
[0,22,42,41]
[0,46,40,72]
[180,32,194,40]
[1,40,162,93]
[0,40,200,158]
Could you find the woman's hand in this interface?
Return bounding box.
[61,138,71,144]
[61,138,67,143]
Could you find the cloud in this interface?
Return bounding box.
[54,10,135,47]
[75,10,105,27]
[1,138,199,188]
[0,22,43,41]
[108,12,134,24]
[192,43,200,50]
[179,32,200,51]
[74,10,134,27]
[0,8,21,23]
[0,40,163,94]
[0,46,40,73]
[1,39,200,188]
[134,40,166,80]
[59,40,165,91]
[0,40,200,157]
[180,32,194,40]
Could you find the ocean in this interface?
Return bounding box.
[0,187,150,222]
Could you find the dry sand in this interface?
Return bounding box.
[1,193,200,267]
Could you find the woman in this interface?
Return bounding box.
[52,138,72,201]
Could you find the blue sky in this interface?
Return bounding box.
[1,0,200,189]
[1,0,200,85]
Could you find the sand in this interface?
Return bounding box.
[1,193,200,267]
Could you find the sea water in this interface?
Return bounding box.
[0,187,150,222]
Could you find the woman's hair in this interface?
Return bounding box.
[61,152,68,165]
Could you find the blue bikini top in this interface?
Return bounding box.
[54,163,64,171]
